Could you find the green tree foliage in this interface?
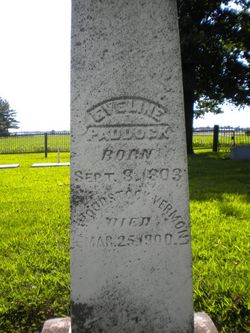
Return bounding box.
[177,0,250,153]
[0,97,19,136]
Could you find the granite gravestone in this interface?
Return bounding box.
[71,0,193,332]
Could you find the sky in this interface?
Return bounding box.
[0,0,249,132]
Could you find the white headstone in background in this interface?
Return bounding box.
[71,0,193,332]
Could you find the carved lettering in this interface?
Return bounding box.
[85,233,175,248]
[74,170,115,182]
[102,148,155,161]
[86,124,172,142]
[106,216,151,227]
[153,195,190,244]
[75,168,183,183]
[87,97,168,123]
[77,192,118,225]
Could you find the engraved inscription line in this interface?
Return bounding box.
[86,96,168,123]
[102,148,155,161]
[74,168,183,183]
[85,233,174,248]
[106,216,151,227]
[153,195,190,245]
[86,124,172,142]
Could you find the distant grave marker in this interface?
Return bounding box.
[231,146,250,160]
[71,0,193,332]
[31,162,70,168]
[0,164,20,169]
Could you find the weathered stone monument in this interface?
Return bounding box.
[71,0,193,331]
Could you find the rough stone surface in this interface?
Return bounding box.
[231,146,250,160]
[41,317,71,333]
[71,0,193,332]
[194,312,219,333]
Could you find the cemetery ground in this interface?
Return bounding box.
[0,152,249,333]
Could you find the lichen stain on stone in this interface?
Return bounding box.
[71,302,101,333]
[71,184,94,207]
[92,285,154,332]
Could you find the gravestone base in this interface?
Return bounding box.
[194,312,218,333]
[41,317,71,333]
[41,313,218,333]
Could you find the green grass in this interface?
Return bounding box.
[0,152,249,332]
[0,153,70,332]
[189,152,250,332]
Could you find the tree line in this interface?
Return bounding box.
[0,98,18,136]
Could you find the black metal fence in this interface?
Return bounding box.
[0,127,249,154]
[193,127,250,151]
[0,131,70,154]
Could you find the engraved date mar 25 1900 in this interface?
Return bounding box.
[85,233,174,248]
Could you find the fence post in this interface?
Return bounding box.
[44,132,48,158]
[213,125,219,152]
[231,131,236,147]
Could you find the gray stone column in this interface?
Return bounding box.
[71,0,193,332]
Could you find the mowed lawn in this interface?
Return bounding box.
[0,153,70,333]
[0,152,249,332]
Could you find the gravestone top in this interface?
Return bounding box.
[231,146,250,160]
[71,0,193,332]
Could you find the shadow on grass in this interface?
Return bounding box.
[188,152,250,202]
